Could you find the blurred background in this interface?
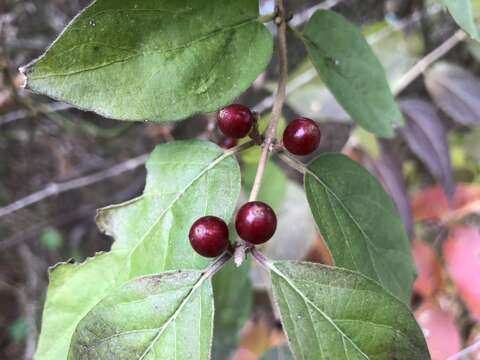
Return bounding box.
[1,0,480,359]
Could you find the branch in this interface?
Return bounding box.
[0,154,149,218]
[248,0,289,202]
[447,339,480,360]
[393,29,467,95]
[0,141,255,219]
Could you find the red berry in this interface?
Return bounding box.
[235,201,277,245]
[218,104,254,139]
[283,117,321,156]
[189,216,229,257]
[220,137,238,149]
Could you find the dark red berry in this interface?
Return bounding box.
[283,117,321,156]
[235,201,277,245]
[189,216,229,257]
[220,137,238,150]
[218,104,254,139]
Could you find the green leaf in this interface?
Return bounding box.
[270,261,430,360]
[40,227,63,251]
[302,10,403,138]
[35,140,241,360]
[212,259,252,359]
[69,270,213,359]
[21,0,273,122]
[243,161,287,210]
[440,0,479,40]
[304,153,415,303]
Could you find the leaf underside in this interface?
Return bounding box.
[270,261,430,360]
[22,0,273,122]
[35,141,241,360]
[304,153,416,303]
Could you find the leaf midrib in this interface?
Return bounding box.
[306,166,404,287]
[271,263,369,359]
[138,272,209,360]
[128,150,234,276]
[30,17,258,80]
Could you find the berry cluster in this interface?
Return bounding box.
[190,104,322,258]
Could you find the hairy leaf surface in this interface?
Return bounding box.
[270,261,430,360]
[35,141,241,359]
[22,0,273,122]
[304,153,415,303]
[69,271,213,359]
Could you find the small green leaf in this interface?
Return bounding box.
[69,270,213,359]
[212,259,252,359]
[440,0,479,40]
[9,318,29,343]
[304,153,415,303]
[302,10,403,137]
[40,227,63,251]
[35,141,241,360]
[22,0,273,122]
[270,261,430,360]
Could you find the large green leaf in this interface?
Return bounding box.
[21,0,273,122]
[302,10,403,138]
[440,0,479,40]
[69,270,213,359]
[304,153,415,303]
[35,141,241,359]
[270,261,430,360]
[212,259,252,359]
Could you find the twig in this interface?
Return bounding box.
[277,152,307,175]
[0,140,255,220]
[0,154,149,218]
[447,339,480,360]
[393,29,467,95]
[203,251,233,278]
[0,102,73,126]
[248,0,289,203]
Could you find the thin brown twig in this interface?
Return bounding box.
[447,339,480,360]
[0,141,255,220]
[393,29,467,95]
[0,154,149,218]
[248,0,289,203]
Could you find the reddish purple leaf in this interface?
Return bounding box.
[425,62,480,127]
[412,239,442,298]
[444,226,480,321]
[400,98,455,200]
[415,301,461,360]
[371,141,415,238]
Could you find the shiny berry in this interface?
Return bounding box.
[218,104,254,139]
[235,201,277,245]
[220,137,238,149]
[189,216,229,257]
[283,117,321,156]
